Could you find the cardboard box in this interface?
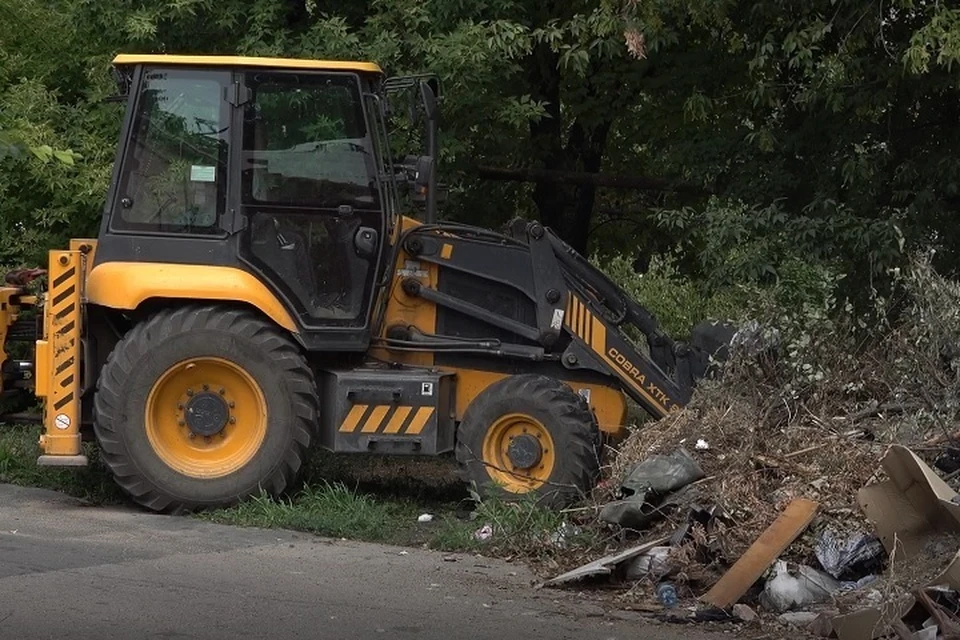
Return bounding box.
[830,445,960,640]
[859,445,960,560]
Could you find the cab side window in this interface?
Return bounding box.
[241,72,379,210]
[113,69,230,234]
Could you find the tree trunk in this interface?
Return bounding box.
[284,0,309,29]
[475,166,709,194]
[526,42,569,238]
[568,120,612,250]
[521,43,620,254]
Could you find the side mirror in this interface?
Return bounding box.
[414,155,434,188]
[419,79,438,121]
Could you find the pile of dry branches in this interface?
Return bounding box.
[594,253,960,592]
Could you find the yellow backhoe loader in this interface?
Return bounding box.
[0,54,726,512]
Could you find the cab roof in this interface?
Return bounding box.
[112,53,383,75]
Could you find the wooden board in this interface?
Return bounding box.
[701,498,819,608]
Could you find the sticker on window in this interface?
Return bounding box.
[190,165,217,183]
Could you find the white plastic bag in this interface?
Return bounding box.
[760,560,840,612]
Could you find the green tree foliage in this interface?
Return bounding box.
[1,0,958,322]
[0,0,120,265]
[603,0,960,294]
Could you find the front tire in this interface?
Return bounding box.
[93,304,318,513]
[454,374,601,508]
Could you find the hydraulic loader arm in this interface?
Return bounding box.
[560,290,687,417]
[545,230,708,418]
[385,219,721,421]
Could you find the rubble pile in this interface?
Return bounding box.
[600,389,885,564]
[545,255,960,638]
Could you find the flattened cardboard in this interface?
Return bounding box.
[831,595,916,640]
[834,446,960,640]
[857,446,960,560]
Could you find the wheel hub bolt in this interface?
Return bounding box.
[184,391,231,437]
[506,434,543,470]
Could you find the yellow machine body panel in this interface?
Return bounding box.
[369,217,437,369]
[451,367,627,435]
[85,262,298,333]
[69,238,97,270]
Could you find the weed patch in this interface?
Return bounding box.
[0,423,123,504]
[200,478,608,564]
[431,491,605,566]
[200,481,427,543]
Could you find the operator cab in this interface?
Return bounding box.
[97,55,414,351]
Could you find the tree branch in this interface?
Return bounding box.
[476,166,712,195]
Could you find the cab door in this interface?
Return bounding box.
[236,70,386,349]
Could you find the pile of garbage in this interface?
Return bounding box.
[547,443,960,638]
[543,255,960,638]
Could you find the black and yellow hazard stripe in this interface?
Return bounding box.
[565,293,595,346]
[37,250,83,456]
[339,404,436,435]
[565,292,670,418]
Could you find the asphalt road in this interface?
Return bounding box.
[0,484,729,640]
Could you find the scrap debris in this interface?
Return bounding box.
[541,537,670,587]
[599,447,705,530]
[547,442,960,637]
[759,560,839,612]
[542,256,960,638]
[703,498,819,608]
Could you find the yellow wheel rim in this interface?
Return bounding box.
[480,413,556,494]
[145,357,267,479]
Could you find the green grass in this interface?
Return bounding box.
[0,423,125,504]
[431,517,485,551]
[204,482,600,558]
[431,491,601,556]
[199,481,429,543]
[0,422,599,559]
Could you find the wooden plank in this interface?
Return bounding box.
[701,498,819,608]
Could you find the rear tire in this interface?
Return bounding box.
[93,304,318,513]
[454,374,600,509]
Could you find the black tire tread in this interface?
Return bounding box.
[93,304,318,514]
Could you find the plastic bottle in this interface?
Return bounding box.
[656,582,678,608]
